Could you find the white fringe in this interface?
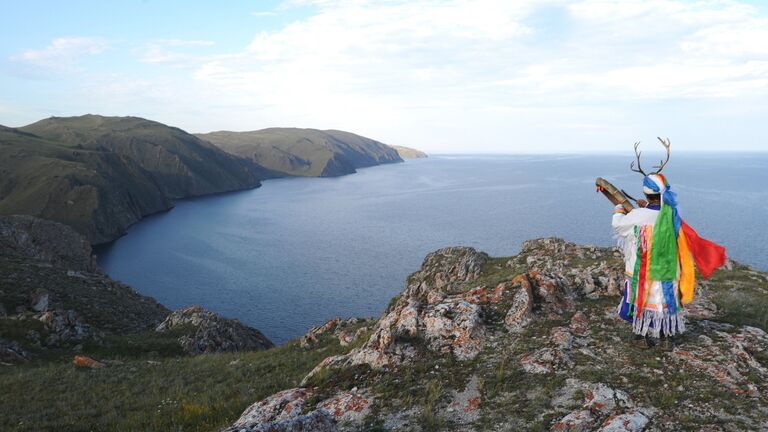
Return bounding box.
[631,308,685,338]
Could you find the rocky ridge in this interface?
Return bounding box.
[225,238,768,432]
[197,128,403,177]
[156,306,274,355]
[0,215,274,364]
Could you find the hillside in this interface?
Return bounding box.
[392,145,427,159]
[0,125,172,243]
[0,216,277,431]
[1,115,263,244]
[2,230,767,431]
[21,115,264,199]
[196,128,403,177]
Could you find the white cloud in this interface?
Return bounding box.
[16,1,767,152]
[183,0,768,146]
[251,11,278,17]
[13,37,107,68]
[136,39,215,65]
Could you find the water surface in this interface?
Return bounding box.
[98,154,768,343]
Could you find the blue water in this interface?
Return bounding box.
[97,154,768,343]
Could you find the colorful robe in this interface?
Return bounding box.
[612,203,726,337]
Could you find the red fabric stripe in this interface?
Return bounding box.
[680,220,727,279]
[636,238,649,316]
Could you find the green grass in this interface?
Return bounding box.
[707,268,768,331]
[0,333,356,432]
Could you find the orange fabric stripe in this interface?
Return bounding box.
[677,230,696,304]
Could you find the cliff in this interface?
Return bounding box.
[392,145,428,159]
[1,116,263,244]
[2,231,767,431]
[196,128,403,177]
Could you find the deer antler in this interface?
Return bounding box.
[630,141,647,176]
[654,137,671,173]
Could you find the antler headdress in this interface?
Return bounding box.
[630,137,670,176]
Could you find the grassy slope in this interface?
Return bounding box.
[2,244,765,431]
[2,115,266,244]
[196,128,403,177]
[20,115,263,199]
[0,324,370,432]
[0,126,171,243]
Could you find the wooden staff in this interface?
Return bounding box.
[596,177,634,213]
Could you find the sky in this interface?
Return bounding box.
[1,0,767,153]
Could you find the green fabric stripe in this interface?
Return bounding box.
[649,205,678,281]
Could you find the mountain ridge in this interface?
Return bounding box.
[196,127,403,177]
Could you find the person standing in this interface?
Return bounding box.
[612,139,726,351]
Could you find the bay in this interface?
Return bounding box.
[97,154,768,343]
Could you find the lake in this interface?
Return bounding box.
[97,154,768,343]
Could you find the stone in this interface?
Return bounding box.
[38,309,91,344]
[300,317,341,347]
[225,410,336,432]
[551,409,595,432]
[73,355,105,368]
[504,275,534,333]
[317,390,373,425]
[569,311,589,337]
[597,410,650,431]
[446,375,481,424]
[228,388,314,429]
[29,289,50,312]
[156,306,273,355]
[520,348,558,374]
[0,338,31,363]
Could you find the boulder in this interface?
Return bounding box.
[0,338,31,363]
[38,309,91,345]
[227,388,315,429]
[157,306,273,355]
[29,289,50,312]
[73,355,106,369]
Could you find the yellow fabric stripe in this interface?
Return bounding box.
[678,230,696,304]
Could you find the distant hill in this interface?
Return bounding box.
[391,145,427,159]
[196,128,403,177]
[1,115,263,244]
[21,115,264,199]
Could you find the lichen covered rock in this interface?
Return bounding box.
[156,306,273,355]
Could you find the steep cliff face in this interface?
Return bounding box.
[197,128,403,177]
[21,115,263,199]
[0,126,172,243]
[226,238,768,432]
[1,116,266,244]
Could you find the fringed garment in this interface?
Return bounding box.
[612,194,726,338]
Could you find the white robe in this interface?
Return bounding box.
[612,206,684,336]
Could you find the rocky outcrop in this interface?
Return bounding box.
[224,387,373,432]
[0,215,95,271]
[38,309,93,345]
[156,306,274,355]
[226,238,768,432]
[0,337,30,363]
[0,215,170,362]
[300,317,371,348]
